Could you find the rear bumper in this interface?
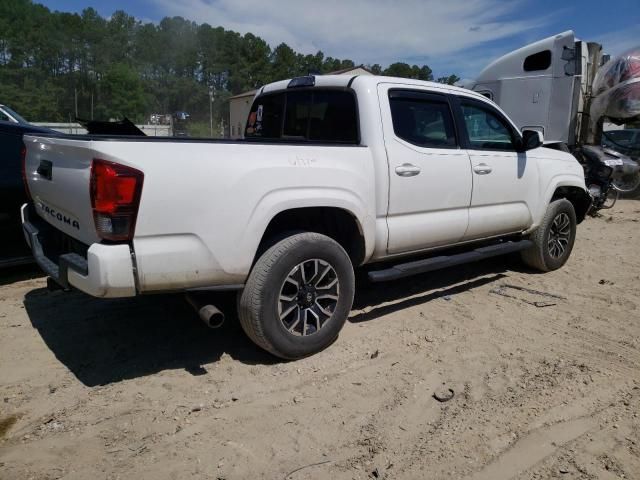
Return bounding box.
[21,204,137,298]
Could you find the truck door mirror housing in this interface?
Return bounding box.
[520,130,544,151]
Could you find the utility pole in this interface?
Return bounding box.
[91,93,94,120]
[74,87,78,119]
[209,87,214,138]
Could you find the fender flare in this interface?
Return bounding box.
[532,176,590,229]
[242,187,376,268]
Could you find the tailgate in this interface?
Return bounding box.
[23,135,100,245]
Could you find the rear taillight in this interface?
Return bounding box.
[20,141,31,200]
[90,159,144,242]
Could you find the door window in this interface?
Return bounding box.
[460,102,517,151]
[389,93,457,148]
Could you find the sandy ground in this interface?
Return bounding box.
[1,200,639,480]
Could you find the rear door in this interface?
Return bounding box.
[379,85,472,254]
[455,96,538,240]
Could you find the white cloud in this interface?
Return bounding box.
[151,0,544,67]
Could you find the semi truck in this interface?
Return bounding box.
[468,30,640,200]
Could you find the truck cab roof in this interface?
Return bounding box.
[258,74,491,103]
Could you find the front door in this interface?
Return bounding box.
[379,85,472,254]
[456,97,539,240]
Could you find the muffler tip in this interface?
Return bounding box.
[199,304,225,329]
[186,293,225,329]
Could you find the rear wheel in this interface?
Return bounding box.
[238,232,355,359]
[521,199,577,272]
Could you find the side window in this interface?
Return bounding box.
[460,102,517,151]
[0,110,10,122]
[524,50,552,72]
[389,94,457,148]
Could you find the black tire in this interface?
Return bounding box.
[238,232,355,359]
[521,198,577,272]
[616,174,640,199]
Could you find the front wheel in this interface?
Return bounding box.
[521,199,577,272]
[238,232,355,359]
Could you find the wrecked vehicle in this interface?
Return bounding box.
[21,74,589,358]
[603,128,640,161]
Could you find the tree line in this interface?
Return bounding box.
[0,0,460,133]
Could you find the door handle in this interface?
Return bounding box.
[473,163,492,175]
[395,163,421,177]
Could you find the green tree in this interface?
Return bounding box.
[436,74,461,85]
[97,63,148,122]
[383,63,433,80]
[367,64,383,75]
[0,0,459,134]
[271,43,300,80]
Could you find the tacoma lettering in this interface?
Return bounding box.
[38,203,80,230]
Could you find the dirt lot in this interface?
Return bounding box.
[1,201,639,480]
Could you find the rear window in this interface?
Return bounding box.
[245,89,358,143]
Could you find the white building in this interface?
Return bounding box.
[228,65,373,139]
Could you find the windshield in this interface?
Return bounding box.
[602,130,640,158]
[0,105,29,124]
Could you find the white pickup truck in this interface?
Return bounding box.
[21,74,591,358]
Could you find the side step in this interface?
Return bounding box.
[368,240,533,282]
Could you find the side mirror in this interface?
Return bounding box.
[520,129,544,151]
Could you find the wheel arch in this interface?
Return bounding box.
[254,206,368,267]
[550,185,592,223]
[538,176,591,226]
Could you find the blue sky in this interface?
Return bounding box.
[38,0,640,79]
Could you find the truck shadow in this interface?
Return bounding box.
[350,254,522,323]
[23,255,523,387]
[23,289,275,387]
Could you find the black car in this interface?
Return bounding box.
[0,120,60,267]
[0,120,58,218]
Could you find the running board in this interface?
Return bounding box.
[368,240,533,282]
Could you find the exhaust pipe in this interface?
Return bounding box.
[185,294,225,329]
[46,277,67,292]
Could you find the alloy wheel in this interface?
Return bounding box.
[547,212,571,258]
[278,259,340,336]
